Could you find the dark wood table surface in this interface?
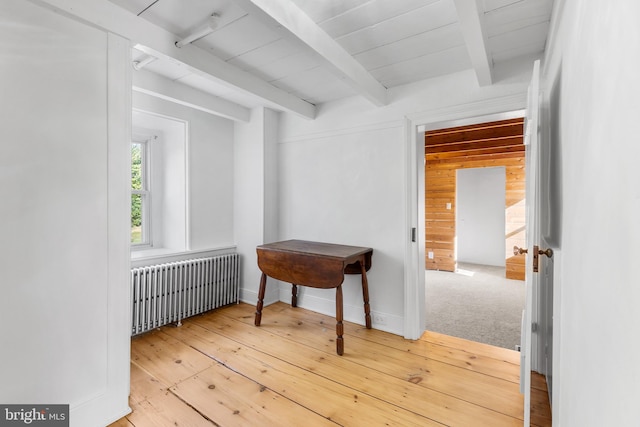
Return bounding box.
[254,239,373,355]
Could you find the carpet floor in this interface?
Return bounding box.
[425,262,525,350]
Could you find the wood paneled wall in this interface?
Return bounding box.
[425,118,526,279]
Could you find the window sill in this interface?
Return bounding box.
[131,247,176,260]
[130,245,237,268]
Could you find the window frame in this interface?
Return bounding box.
[131,137,152,248]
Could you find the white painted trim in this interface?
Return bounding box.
[130,245,238,267]
[403,93,527,341]
[72,31,132,427]
[403,117,424,340]
[235,0,387,106]
[133,69,251,122]
[419,108,525,133]
[551,249,562,425]
[407,93,526,125]
[27,0,316,120]
[183,116,191,251]
[105,29,132,423]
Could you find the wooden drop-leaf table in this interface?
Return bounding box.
[254,240,373,355]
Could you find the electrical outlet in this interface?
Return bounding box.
[373,314,386,325]
[428,251,434,259]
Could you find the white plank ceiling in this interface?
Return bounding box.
[108,0,553,119]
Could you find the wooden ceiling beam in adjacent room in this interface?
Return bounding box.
[425,118,524,145]
[426,144,525,161]
[426,150,524,168]
[426,135,524,154]
[425,117,524,137]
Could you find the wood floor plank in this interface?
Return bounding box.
[180,312,523,426]
[171,362,339,427]
[110,302,551,427]
[250,301,550,421]
[530,370,549,392]
[131,328,216,387]
[530,372,552,427]
[163,322,444,427]
[125,359,216,427]
[107,417,135,427]
[126,391,215,427]
[232,302,522,383]
[531,387,552,427]
[210,303,525,420]
[129,362,167,404]
[420,330,520,364]
[233,302,549,395]
[234,302,551,427]
[254,302,551,426]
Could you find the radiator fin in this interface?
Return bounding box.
[131,254,239,336]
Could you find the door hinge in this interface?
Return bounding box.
[532,322,538,333]
[411,227,417,242]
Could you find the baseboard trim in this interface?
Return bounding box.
[278,285,403,335]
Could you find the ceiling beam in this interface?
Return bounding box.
[453,0,493,86]
[133,70,251,122]
[27,0,316,119]
[426,151,524,164]
[235,0,388,107]
[426,136,524,153]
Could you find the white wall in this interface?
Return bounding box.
[544,1,640,425]
[278,124,406,331]
[159,120,187,250]
[0,2,130,425]
[278,63,534,335]
[456,167,506,266]
[132,89,235,253]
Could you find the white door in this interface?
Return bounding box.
[521,59,541,426]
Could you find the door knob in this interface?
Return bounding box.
[538,248,553,258]
[513,246,528,255]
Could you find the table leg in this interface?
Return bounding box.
[254,273,267,326]
[291,284,298,307]
[360,259,372,329]
[336,284,344,355]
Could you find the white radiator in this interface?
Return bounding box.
[130,254,239,336]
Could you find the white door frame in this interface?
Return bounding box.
[403,93,527,340]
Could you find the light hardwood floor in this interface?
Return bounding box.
[110,302,551,426]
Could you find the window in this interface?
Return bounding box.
[131,110,188,255]
[131,140,150,245]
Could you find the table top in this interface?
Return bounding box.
[257,239,372,260]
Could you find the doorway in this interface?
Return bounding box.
[423,116,526,350]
